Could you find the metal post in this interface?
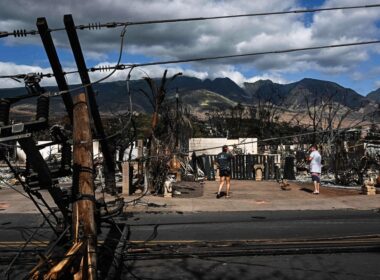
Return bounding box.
[36,17,74,123]
[175,90,179,151]
[64,14,116,193]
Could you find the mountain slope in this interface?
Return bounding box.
[0,77,374,118]
[367,88,380,103]
[244,78,370,110]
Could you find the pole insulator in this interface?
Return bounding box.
[36,95,49,121]
[0,99,11,126]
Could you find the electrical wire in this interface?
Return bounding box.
[1,4,380,83]
[100,66,136,142]
[0,24,131,103]
[0,177,38,201]
[0,171,58,216]
[126,39,380,68]
[4,37,378,87]
[23,225,72,279]
[186,121,380,154]
[3,217,47,280]
[1,4,380,38]
[124,4,380,26]
[2,155,59,235]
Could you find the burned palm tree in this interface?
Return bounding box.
[140,70,182,193]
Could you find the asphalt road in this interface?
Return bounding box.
[125,252,380,280]
[1,210,380,279]
[111,210,380,280]
[121,210,380,242]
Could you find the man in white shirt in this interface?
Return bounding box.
[308,145,322,194]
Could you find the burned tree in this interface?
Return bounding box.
[248,88,284,142]
[140,70,182,193]
[299,90,371,184]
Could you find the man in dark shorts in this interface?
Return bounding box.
[216,145,233,198]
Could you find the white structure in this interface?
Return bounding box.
[16,141,61,163]
[16,141,99,163]
[188,138,258,156]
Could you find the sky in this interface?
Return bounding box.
[0,0,380,95]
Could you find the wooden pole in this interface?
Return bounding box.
[122,162,130,196]
[72,93,97,279]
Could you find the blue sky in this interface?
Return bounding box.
[0,0,380,96]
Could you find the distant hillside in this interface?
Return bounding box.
[0,76,376,120]
[243,78,370,110]
[179,89,236,112]
[367,88,380,103]
[167,76,249,103]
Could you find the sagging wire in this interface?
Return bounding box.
[121,158,167,209]
[0,23,131,102]
[3,217,48,280]
[102,120,379,168]
[103,224,130,280]
[97,179,124,235]
[2,155,59,235]
[99,66,157,144]
[47,23,131,100]
[187,121,380,155]
[88,67,138,230]
[100,65,135,143]
[0,177,42,204]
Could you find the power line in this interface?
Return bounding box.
[2,38,379,97]
[187,121,380,154]
[102,39,380,68]
[1,4,380,38]
[125,4,380,26]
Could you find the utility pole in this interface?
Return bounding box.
[40,93,97,279]
[36,17,74,124]
[64,14,116,194]
[72,93,97,279]
[175,89,179,151]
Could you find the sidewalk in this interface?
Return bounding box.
[1,180,379,214]
[123,180,380,213]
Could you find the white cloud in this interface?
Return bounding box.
[0,60,289,91]
[0,60,210,89]
[246,73,289,85]
[0,0,379,93]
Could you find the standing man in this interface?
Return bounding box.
[216,145,233,198]
[308,145,322,194]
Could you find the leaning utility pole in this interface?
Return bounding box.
[64,14,116,194]
[39,93,97,279]
[36,17,74,123]
[72,93,97,279]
